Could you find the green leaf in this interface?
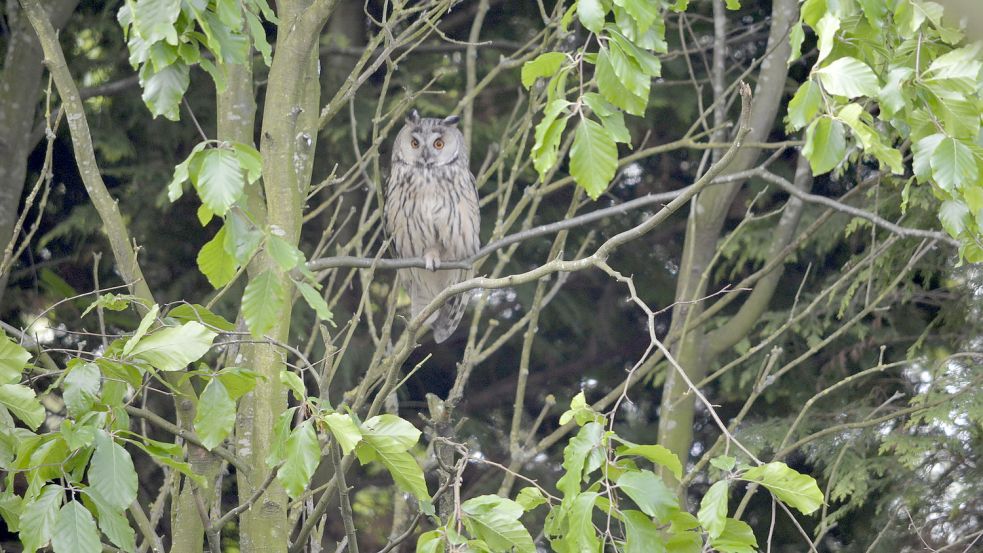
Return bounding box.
[194,148,244,217]
[570,119,618,199]
[787,22,804,63]
[276,419,321,498]
[128,321,216,371]
[242,270,286,337]
[531,100,571,181]
[607,29,661,76]
[741,462,824,515]
[521,52,567,89]
[197,205,214,227]
[803,117,847,175]
[215,367,261,400]
[878,67,913,118]
[88,431,138,510]
[709,518,757,553]
[417,530,444,553]
[63,362,100,418]
[295,280,334,324]
[244,9,273,65]
[322,412,362,454]
[19,484,62,553]
[85,489,136,552]
[596,47,647,115]
[725,0,741,9]
[924,44,983,95]
[617,470,678,521]
[131,0,180,44]
[193,378,236,450]
[787,80,821,131]
[280,370,307,401]
[168,142,207,202]
[0,384,45,430]
[268,235,305,271]
[697,480,729,539]
[81,293,141,318]
[554,492,600,552]
[814,13,840,65]
[939,200,971,237]
[461,495,535,553]
[618,444,682,480]
[122,303,159,356]
[167,303,235,332]
[616,0,658,33]
[356,415,429,501]
[815,57,879,98]
[710,455,737,472]
[623,510,666,553]
[0,334,31,384]
[556,422,603,498]
[606,41,650,98]
[515,487,547,511]
[233,142,263,183]
[931,137,978,193]
[140,62,190,121]
[198,225,239,289]
[577,0,607,33]
[913,133,945,183]
[51,501,100,553]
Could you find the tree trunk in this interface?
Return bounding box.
[236,1,333,550]
[656,0,799,485]
[0,0,77,305]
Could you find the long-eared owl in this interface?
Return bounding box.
[384,110,480,343]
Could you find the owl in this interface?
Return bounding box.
[385,110,481,343]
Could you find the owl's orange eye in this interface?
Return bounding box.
[411,139,420,148]
[434,138,444,149]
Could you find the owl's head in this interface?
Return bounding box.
[392,110,466,167]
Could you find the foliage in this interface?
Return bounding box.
[0,0,980,551]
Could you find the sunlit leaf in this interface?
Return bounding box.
[128,321,216,371]
[570,119,618,199]
[697,480,729,539]
[521,52,566,89]
[0,384,45,430]
[803,117,846,175]
[322,412,362,455]
[741,462,824,515]
[815,57,879,98]
[0,334,31,385]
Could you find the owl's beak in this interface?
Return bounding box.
[421,149,433,165]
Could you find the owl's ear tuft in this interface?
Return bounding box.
[442,115,460,126]
[407,109,421,124]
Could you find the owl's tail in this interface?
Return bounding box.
[432,293,468,343]
[405,268,471,343]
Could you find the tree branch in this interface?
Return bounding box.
[124,406,247,475]
[305,188,685,271]
[719,168,960,248]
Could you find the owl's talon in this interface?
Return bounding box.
[423,251,441,271]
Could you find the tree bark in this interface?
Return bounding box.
[236,1,335,550]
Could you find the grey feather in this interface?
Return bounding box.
[384,113,480,343]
